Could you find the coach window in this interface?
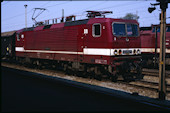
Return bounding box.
[152,27,160,33]
[166,26,170,32]
[17,33,20,41]
[93,23,101,37]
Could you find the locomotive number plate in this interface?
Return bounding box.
[123,50,132,55]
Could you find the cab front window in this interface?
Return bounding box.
[113,23,139,37]
[127,24,138,36]
[113,23,126,36]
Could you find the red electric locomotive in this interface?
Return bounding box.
[140,24,170,67]
[14,11,142,81]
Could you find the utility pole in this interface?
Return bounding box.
[24,4,28,29]
[154,27,158,68]
[158,0,167,100]
[148,0,169,100]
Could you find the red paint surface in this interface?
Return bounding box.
[15,18,141,65]
[140,24,170,51]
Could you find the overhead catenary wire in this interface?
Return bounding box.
[2,1,70,22]
[27,1,71,22]
[2,9,33,22]
[44,2,121,20]
[2,1,150,22]
[71,1,108,15]
[44,1,71,8]
[40,1,51,7]
[71,1,148,20]
[2,1,169,32]
[2,2,71,32]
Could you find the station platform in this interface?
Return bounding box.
[1,66,170,111]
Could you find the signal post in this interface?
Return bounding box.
[159,6,166,100]
[148,0,169,100]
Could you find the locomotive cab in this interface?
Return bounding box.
[110,19,142,81]
[112,22,140,55]
[83,17,142,81]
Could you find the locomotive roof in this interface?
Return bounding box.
[16,17,139,33]
[140,24,170,31]
[152,23,170,27]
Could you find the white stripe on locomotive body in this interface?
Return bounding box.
[15,47,24,51]
[141,48,170,53]
[84,48,141,56]
[15,47,141,56]
[83,48,111,56]
[15,47,83,54]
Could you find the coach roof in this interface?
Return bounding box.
[1,30,16,37]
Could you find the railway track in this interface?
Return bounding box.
[122,80,170,93]
[142,68,170,78]
[1,61,170,100]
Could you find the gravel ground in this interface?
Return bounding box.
[1,62,170,100]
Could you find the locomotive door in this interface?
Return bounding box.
[77,25,88,62]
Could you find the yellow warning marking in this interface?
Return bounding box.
[160,61,164,64]
[7,47,9,51]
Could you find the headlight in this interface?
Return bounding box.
[114,50,117,55]
[133,49,136,54]
[119,50,122,55]
[137,49,140,54]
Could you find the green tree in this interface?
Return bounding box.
[122,13,139,21]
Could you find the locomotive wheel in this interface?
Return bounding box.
[135,66,143,80]
[36,61,42,70]
[122,75,133,82]
[122,71,133,82]
[65,66,73,75]
[89,71,95,79]
[95,74,102,81]
[75,71,83,77]
[82,72,88,78]
[132,62,143,80]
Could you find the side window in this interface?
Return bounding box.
[152,27,160,33]
[93,23,101,37]
[152,27,155,32]
[17,33,20,41]
[157,27,160,32]
[166,26,170,32]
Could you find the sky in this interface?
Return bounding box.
[1,0,170,32]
